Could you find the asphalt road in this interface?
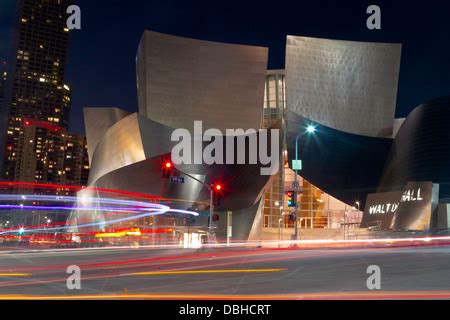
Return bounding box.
[1,245,450,299]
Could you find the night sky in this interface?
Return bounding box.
[1,0,450,134]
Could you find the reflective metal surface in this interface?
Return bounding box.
[286,35,402,137]
[136,30,268,132]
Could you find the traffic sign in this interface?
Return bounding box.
[292,160,302,171]
[170,176,185,184]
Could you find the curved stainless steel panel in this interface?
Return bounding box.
[136,30,268,132]
[286,35,402,137]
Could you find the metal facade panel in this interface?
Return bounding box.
[84,107,132,164]
[136,30,268,132]
[286,36,402,137]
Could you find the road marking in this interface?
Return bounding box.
[124,269,286,276]
[2,291,450,300]
[0,273,32,277]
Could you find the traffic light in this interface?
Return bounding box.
[213,184,223,207]
[162,161,172,178]
[287,191,297,207]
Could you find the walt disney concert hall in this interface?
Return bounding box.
[68,31,450,242]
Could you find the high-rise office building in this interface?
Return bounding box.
[0,0,72,180]
[0,61,7,111]
[16,119,89,189]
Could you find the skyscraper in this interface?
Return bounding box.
[0,61,6,109]
[16,119,89,188]
[0,0,72,180]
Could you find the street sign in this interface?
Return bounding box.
[292,160,302,171]
[170,176,185,184]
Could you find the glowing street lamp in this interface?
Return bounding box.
[306,125,316,134]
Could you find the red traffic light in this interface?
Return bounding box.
[162,161,173,178]
[215,184,222,191]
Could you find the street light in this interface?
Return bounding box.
[293,124,316,241]
[306,125,316,134]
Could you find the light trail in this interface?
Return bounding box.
[0,181,162,202]
[0,194,163,207]
[1,291,450,300]
[0,205,163,213]
[125,269,286,276]
[0,273,32,277]
[0,193,198,236]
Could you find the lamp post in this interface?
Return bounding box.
[293,125,316,241]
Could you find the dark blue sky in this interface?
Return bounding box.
[2,0,450,134]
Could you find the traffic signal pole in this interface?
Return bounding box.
[209,187,214,241]
[164,164,217,243]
